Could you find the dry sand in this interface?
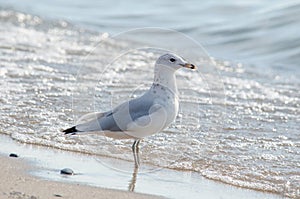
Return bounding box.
[0,156,161,199]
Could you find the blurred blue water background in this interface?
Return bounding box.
[1,0,300,78]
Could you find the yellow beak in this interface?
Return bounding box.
[181,63,197,69]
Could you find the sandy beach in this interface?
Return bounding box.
[0,135,284,199]
[0,155,160,199]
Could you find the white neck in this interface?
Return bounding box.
[153,64,178,94]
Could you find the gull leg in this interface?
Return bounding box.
[132,140,141,168]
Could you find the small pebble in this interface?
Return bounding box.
[9,153,19,158]
[60,168,74,175]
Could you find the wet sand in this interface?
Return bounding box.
[0,153,161,199]
[0,156,160,199]
[0,135,283,199]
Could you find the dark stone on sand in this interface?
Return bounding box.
[54,194,63,197]
[60,168,74,175]
[9,153,18,158]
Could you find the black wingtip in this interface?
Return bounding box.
[62,126,78,135]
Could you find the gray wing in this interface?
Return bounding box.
[76,91,158,132]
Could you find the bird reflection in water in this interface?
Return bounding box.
[128,166,139,192]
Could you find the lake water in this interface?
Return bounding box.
[0,0,299,198]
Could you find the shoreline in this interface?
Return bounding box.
[0,135,283,199]
[0,155,160,199]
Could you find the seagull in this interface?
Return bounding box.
[63,53,196,167]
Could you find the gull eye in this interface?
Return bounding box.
[169,58,176,63]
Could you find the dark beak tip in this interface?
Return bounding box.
[181,63,197,70]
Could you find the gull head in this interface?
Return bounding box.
[155,53,197,71]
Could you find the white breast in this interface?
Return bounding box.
[151,84,179,129]
[123,85,179,139]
